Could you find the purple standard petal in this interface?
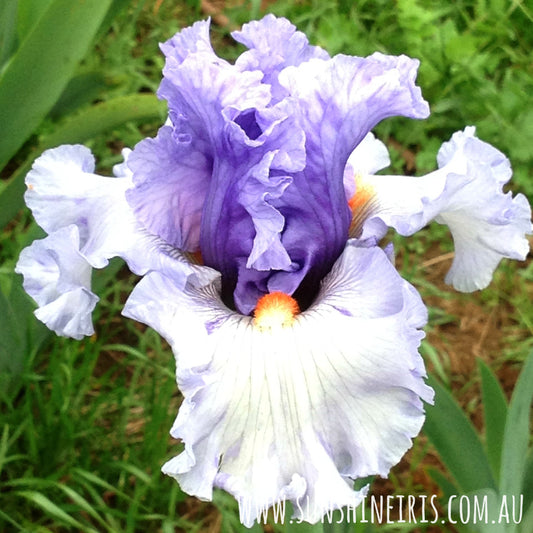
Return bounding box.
[203,102,307,312]
[232,14,330,101]
[130,30,307,311]
[126,17,429,315]
[127,19,269,253]
[259,53,429,308]
[278,53,429,187]
[125,125,212,251]
[229,50,429,313]
[123,241,433,526]
[127,39,274,259]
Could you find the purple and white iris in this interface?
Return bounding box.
[15,15,531,526]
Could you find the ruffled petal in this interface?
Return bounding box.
[133,32,302,302]
[126,125,212,251]
[151,31,308,310]
[128,18,431,314]
[23,144,212,279]
[123,241,433,526]
[276,53,429,233]
[278,54,430,175]
[130,23,273,256]
[15,226,97,339]
[433,128,532,291]
[19,145,218,337]
[349,128,532,290]
[24,145,143,270]
[159,18,215,64]
[223,51,430,312]
[232,14,330,101]
[159,48,270,151]
[253,53,430,309]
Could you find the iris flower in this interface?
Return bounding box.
[16,15,531,525]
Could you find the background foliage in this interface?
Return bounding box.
[0,1,531,531]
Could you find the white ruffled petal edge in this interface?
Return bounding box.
[17,145,216,338]
[348,128,532,291]
[24,144,146,270]
[123,240,433,526]
[433,127,532,291]
[15,226,97,339]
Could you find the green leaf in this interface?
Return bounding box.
[421,340,450,386]
[52,482,110,530]
[0,0,113,172]
[478,358,508,483]
[40,93,165,149]
[426,467,458,500]
[523,451,533,511]
[0,508,24,532]
[0,0,18,70]
[0,93,165,230]
[499,353,533,500]
[15,0,54,41]
[520,502,533,533]
[0,273,49,379]
[49,71,108,120]
[424,375,496,494]
[94,0,134,41]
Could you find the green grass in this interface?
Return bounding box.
[1,0,531,531]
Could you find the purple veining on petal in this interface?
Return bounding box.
[124,243,432,525]
[126,125,212,251]
[126,16,430,314]
[232,51,429,313]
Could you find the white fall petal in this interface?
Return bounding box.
[15,225,97,339]
[346,128,532,291]
[16,145,217,338]
[123,240,434,526]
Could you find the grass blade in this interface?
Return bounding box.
[478,358,508,483]
[0,0,113,171]
[423,375,496,494]
[53,482,112,532]
[14,490,96,531]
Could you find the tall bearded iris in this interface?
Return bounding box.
[15,15,531,526]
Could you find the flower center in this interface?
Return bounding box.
[253,291,300,330]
